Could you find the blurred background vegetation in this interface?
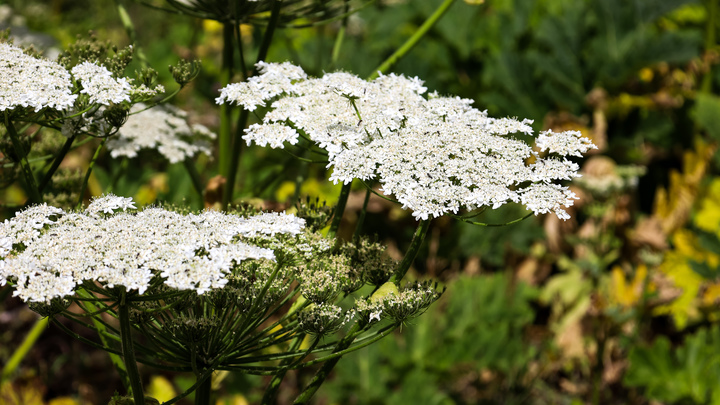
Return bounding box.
[3,0,720,403]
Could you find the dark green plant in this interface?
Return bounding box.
[624,326,720,404]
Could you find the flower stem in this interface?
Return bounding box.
[119,290,145,405]
[76,138,107,209]
[182,157,205,209]
[292,324,358,405]
[261,335,305,404]
[219,23,235,185]
[4,112,42,204]
[330,2,349,68]
[223,0,283,209]
[352,188,371,241]
[0,316,48,383]
[392,218,431,283]
[367,0,458,80]
[39,133,76,193]
[194,372,212,405]
[328,181,352,239]
[77,289,130,391]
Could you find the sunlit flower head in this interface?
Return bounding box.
[0,195,305,302]
[0,42,77,112]
[218,62,597,220]
[107,103,216,163]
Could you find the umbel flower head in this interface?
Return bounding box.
[0,42,77,112]
[0,195,305,303]
[217,62,597,221]
[106,103,216,163]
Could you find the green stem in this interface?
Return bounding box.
[255,0,283,70]
[223,0,283,209]
[4,112,42,203]
[261,335,305,405]
[160,367,214,405]
[219,23,235,184]
[328,181,353,239]
[449,212,533,227]
[76,138,107,209]
[39,133,76,193]
[194,372,212,405]
[292,324,398,404]
[367,0,458,80]
[331,25,346,68]
[183,157,205,208]
[76,289,130,391]
[115,0,149,67]
[701,0,718,93]
[119,290,145,405]
[292,324,359,405]
[353,188,371,241]
[0,317,48,382]
[392,218,431,284]
[330,0,349,68]
[222,109,248,209]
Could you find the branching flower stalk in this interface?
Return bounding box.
[1,195,440,404]
[217,59,595,401]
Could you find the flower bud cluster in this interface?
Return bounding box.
[356,281,443,325]
[338,236,396,286]
[298,303,354,336]
[218,62,597,220]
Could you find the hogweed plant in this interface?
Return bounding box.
[1,195,441,405]
[0,8,596,405]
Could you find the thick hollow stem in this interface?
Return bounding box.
[194,372,213,405]
[119,290,145,405]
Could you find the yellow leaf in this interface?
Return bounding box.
[216,394,249,405]
[0,381,44,405]
[695,178,720,234]
[611,265,648,308]
[275,181,296,202]
[211,371,229,391]
[203,20,223,34]
[703,283,720,306]
[148,376,176,403]
[655,249,704,328]
[48,398,80,405]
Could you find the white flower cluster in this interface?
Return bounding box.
[106,103,216,163]
[216,61,307,111]
[71,62,132,105]
[0,42,77,112]
[218,62,597,220]
[0,195,306,302]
